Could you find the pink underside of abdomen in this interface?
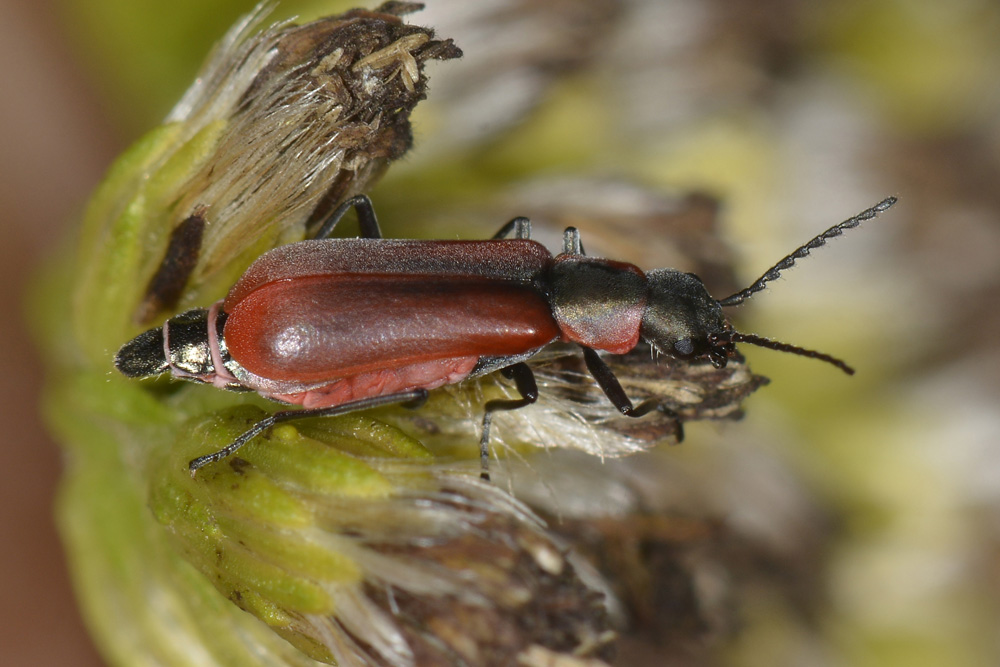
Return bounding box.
[266,356,479,408]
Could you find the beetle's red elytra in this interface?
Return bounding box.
[115,195,897,476]
[223,240,560,391]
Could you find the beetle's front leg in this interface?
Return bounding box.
[581,347,684,440]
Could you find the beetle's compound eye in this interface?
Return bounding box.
[673,338,695,357]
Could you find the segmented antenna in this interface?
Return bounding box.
[732,332,855,375]
[718,197,897,307]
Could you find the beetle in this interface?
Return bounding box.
[115,194,896,476]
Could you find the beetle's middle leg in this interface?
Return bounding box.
[479,362,538,482]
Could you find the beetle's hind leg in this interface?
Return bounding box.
[581,347,684,441]
[313,194,384,240]
[479,363,538,482]
[188,389,429,475]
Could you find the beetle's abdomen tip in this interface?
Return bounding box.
[114,328,169,378]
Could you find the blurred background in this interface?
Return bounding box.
[3,0,1000,664]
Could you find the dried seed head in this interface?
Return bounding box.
[162,5,459,308]
[73,5,460,356]
[151,407,614,665]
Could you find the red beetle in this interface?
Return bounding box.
[115,195,896,474]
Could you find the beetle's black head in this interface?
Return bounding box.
[114,309,214,380]
[641,198,899,374]
[640,268,858,374]
[640,269,734,368]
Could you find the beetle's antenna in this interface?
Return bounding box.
[718,197,897,307]
[732,332,854,375]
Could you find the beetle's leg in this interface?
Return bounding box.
[188,389,428,474]
[581,347,684,440]
[313,194,383,240]
[479,362,538,481]
[561,227,587,256]
[491,216,532,240]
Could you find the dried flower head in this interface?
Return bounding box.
[71,2,460,363]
